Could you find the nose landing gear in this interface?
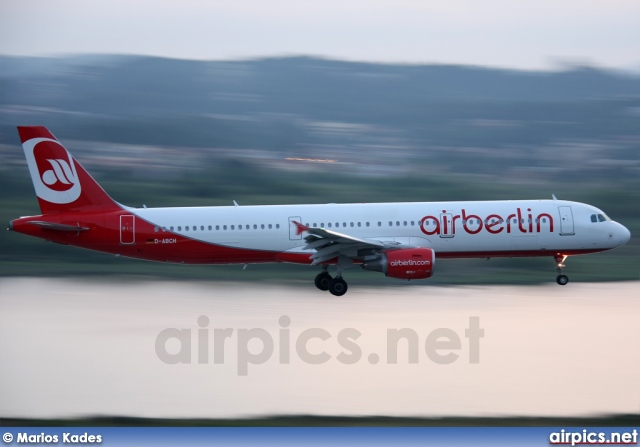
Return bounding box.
[555,254,569,285]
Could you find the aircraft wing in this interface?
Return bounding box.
[292,221,407,265]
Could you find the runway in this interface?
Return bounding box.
[0,278,638,419]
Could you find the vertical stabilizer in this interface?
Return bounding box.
[17,126,121,214]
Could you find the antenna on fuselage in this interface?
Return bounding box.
[233,200,239,207]
[552,194,558,201]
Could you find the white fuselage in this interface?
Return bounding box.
[128,199,630,260]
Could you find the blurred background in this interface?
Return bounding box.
[1,0,639,422]
[1,54,638,283]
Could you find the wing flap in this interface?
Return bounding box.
[293,220,392,265]
[294,222,384,249]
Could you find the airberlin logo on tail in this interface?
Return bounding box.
[41,158,77,190]
[22,137,82,204]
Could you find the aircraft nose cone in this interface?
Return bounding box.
[615,224,631,245]
[619,224,631,245]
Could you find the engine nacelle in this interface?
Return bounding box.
[362,248,435,280]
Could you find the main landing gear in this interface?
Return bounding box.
[314,266,349,296]
[555,254,569,286]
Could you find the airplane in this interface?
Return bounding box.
[9,126,631,296]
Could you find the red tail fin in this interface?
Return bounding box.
[17,126,121,214]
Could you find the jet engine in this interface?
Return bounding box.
[362,248,435,280]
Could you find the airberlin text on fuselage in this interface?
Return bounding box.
[420,208,554,236]
[390,259,432,266]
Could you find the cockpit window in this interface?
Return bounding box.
[591,213,611,223]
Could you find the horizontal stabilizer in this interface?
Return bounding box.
[27,221,89,232]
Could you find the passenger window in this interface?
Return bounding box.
[216,225,220,230]
[223,225,227,230]
[268,224,272,229]
[253,224,257,229]
[178,226,182,231]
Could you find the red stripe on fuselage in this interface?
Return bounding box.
[435,249,605,259]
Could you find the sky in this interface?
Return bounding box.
[1,0,639,71]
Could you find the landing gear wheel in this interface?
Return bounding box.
[328,277,348,296]
[554,254,569,286]
[556,274,569,286]
[314,272,332,291]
